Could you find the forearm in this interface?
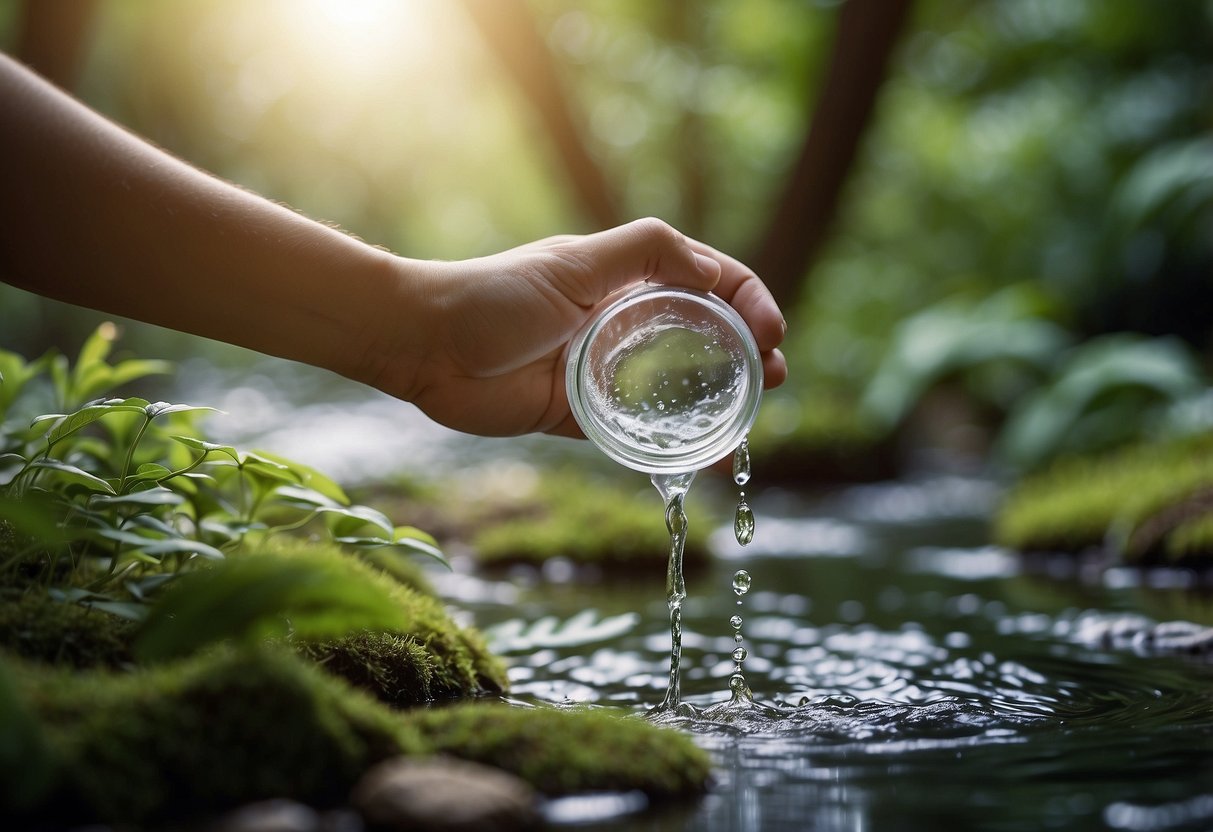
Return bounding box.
[0,52,406,379]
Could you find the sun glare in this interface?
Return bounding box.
[278,0,440,84]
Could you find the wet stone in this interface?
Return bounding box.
[211,799,322,832]
[350,756,539,832]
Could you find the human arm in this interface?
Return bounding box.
[0,53,786,437]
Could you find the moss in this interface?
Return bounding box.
[469,472,711,570]
[11,647,424,823]
[0,591,135,668]
[410,702,711,799]
[994,433,1213,564]
[253,539,509,703]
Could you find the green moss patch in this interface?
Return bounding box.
[994,433,1213,565]
[0,591,135,669]
[257,540,508,703]
[468,472,711,570]
[411,702,711,799]
[12,647,424,823]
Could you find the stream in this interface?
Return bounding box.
[188,363,1213,832]
[434,477,1213,832]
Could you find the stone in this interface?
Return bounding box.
[212,799,321,832]
[350,756,539,832]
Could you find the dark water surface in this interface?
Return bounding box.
[183,366,1212,831]
[434,476,1213,832]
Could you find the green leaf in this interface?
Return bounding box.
[92,488,184,508]
[170,435,241,463]
[144,401,220,419]
[103,358,173,393]
[139,538,225,560]
[134,552,409,661]
[252,451,349,505]
[125,463,174,485]
[27,459,115,494]
[323,504,394,538]
[83,600,149,621]
[40,397,149,446]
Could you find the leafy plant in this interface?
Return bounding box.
[994,334,1205,470]
[859,285,1072,430]
[0,325,446,618]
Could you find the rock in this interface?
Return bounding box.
[212,799,321,832]
[350,756,539,832]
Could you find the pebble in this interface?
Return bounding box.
[350,756,538,832]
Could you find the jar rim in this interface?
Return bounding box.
[565,284,763,474]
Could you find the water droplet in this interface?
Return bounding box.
[732,438,751,486]
[730,614,743,630]
[732,646,748,662]
[732,569,752,596]
[734,499,755,546]
[728,673,747,693]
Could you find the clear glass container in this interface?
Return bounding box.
[565,284,763,474]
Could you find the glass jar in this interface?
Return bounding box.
[565,284,763,474]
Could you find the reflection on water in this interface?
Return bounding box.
[179,363,1213,832]
[430,477,1213,832]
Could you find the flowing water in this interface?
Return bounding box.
[177,363,1213,831]
[435,475,1213,832]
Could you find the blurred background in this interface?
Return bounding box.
[1,0,1210,478]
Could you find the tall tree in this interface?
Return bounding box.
[749,0,915,307]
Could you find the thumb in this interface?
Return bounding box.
[579,218,720,301]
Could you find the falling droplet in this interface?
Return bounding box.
[732,437,751,486]
[730,614,743,630]
[732,646,748,662]
[734,496,755,546]
[729,673,748,694]
[732,569,752,596]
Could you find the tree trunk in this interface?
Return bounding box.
[750,0,915,308]
[14,0,100,90]
[458,0,623,231]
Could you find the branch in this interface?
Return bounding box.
[458,0,623,230]
[750,0,916,308]
[14,0,99,90]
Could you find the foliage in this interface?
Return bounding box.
[860,285,1071,432]
[993,333,1205,469]
[993,433,1213,564]
[0,326,446,620]
[410,701,712,798]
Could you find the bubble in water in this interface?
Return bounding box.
[734,498,755,546]
[732,646,748,662]
[732,569,752,596]
[730,614,743,630]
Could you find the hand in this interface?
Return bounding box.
[366,218,788,437]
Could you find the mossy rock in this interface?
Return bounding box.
[749,388,898,485]
[994,433,1213,565]
[468,471,712,571]
[8,647,424,823]
[254,540,509,704]
[410,702,711,799]
[0,591,135,668]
